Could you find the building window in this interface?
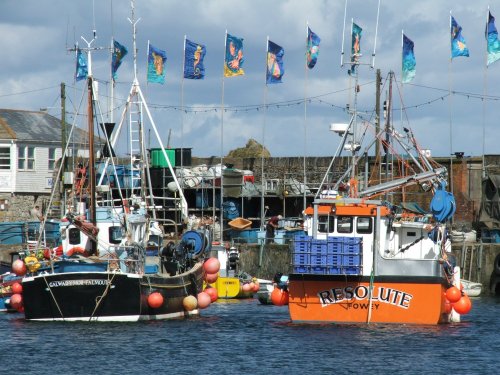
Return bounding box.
[357,217,372,234]
[0,147,10,170]
[18,146,35,170]
[48,148,56,170]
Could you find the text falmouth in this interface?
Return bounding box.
[48,279,110,287]
[318,285,413,309]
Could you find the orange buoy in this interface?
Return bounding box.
[183,295,198,311]
[271,287,289,306]
[204,287,218,302]
[203,257,221,274]
[242,283,252,293]
[205,273,218,284]
[444,298,452,314]
[252,282,260,293]
[248,282,255,292]
[197,292,211,309]
[453,294,472,315]
[147,292,164,309]
[11,282,23,294]
[12,259,27,276]
[445,286,461,303]
[10,293,23,310]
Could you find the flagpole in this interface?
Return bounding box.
[220,30,227,242]
[303,23,308,213]
[261,37,269,232]
[181,36,187,189]
[110,37,114,124]
[448,11,454,195]
[482,7,489,178]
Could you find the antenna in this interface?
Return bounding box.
[372,0,381,68]
[340,0,348,67]
[127,0,141,81]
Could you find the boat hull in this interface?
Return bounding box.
[288,274,449,325]
[21,263,205,322]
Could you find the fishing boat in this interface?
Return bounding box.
[287,72,472,324]
[18,6,215,322]
[207,244,257,299]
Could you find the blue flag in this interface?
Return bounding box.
[306,27,321,69]
[402,34,416,83]
[184,39,206,79]
[266,40,284,84]
[147,44,167,84]
[486,11,500,66]
[224,34,244,77]
[348,22,362,76]
[75,48,88,82]
[451,16,469,59]
[112,40,128,80]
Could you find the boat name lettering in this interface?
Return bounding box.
[48,279,110,287]
[317,285,413,309]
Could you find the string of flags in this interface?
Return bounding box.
[75,10,500,85]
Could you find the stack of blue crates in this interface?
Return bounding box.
[292,235,362,275]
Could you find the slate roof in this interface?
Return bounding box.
[0,109,88,144]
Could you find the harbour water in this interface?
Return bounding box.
[1,296,498,375]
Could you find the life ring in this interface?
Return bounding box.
[494,253,500,276]
[66,246,87,257]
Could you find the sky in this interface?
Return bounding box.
[1,0,500,159]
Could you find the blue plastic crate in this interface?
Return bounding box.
[293,252,310,266]
[327,241,343,254]
[344,243,362,254]
[294,242,310,252]
[311,240,328,254]
[342,266,361,275]
[327,254,342,266]
[326,267,341,275]
[294,266,309,273]
[311,266,326,274]
[343,254,361,266]
[311,254,327,266]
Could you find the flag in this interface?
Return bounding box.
[348,22,362,76]
[486,11,500,66]
[402,34,416,83]
[306,27,321,69]
[266,40,284,84]
[147,44,167,84]
[224,34,244,77]
[112,40,128,80]
[75,48,88,82]
[451,16,469,58]
[184,39,206,79]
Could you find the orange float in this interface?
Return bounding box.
[453,294,472,315]
[12,259,27,276]
[271,287,289,306]
[203,258,221,274]
[197,292,211,309]
[147,292,164,309]
[445,286,461,303]
[204,273,218,284]
[204,287,218,302]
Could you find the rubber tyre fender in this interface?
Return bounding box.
[495,253,500,276]
[490,273,500,296]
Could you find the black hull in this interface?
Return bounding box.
[21,263,205,321]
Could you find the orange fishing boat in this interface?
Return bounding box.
[287,72,472,325]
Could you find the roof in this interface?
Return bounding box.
[0,108,88,144]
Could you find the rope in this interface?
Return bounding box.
[42,276,65,321]
[89,271,118,321]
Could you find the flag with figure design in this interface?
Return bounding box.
[402,34,416,83]
[451,16,469,58]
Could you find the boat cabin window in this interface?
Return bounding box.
[337,216,353,234]
[108,226,123,244]
[318,215,335,233]
[356,217,372,234]
[68,228,81,245]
